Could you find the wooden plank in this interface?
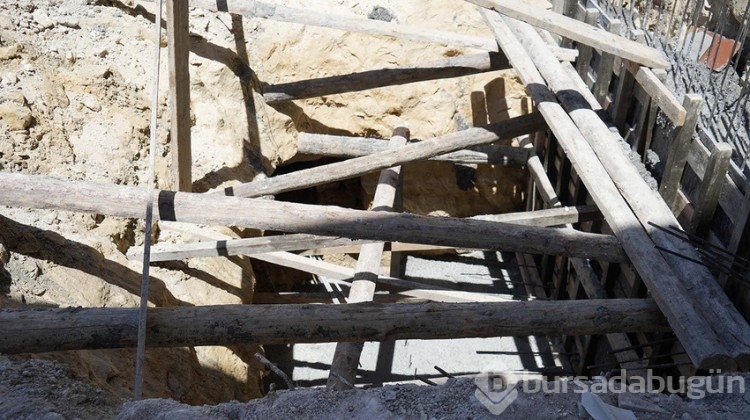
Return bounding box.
[174,0,498,51]
[484,12,737,369]
[0,172,628,262]
[0,299,669,354]
[502,17,750,369]
[592,19,622,106]
[296,133,531,166]
[252,292,421,304]
[166,0,191,192]
[125,206,601,261]
[329,127,407,390]
[686,137,744,224]
[625,61,687,126]
[223,112,545,197]
[690,143,733,237]
[641,69,666,160]
[466,0,669,68]
[264,52,510,102]
[575,7,599,82]
[660,94,704,209]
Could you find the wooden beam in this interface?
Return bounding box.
[166,0,191,192]
[223,112,545,197]
[329,128,407,390]
[175,0,498,51]
[592,19,622,106]
[0,299,669,354]
[483,12,737,369]
[296,133,531,166]
[690,143,733,237]
[625,61,686,126]
[0,173,627,262]
[659,94,704,209]
[575,7,599,82]
[502,17,750,369]
[264,52,510,103]
[466,0,669,68]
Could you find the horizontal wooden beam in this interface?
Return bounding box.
[0,299,669,353]
[296,132,530,166]
[624,61,686,126]
[224,112,545,197]
[466,0,669,68]
[0,173,627,262]
[178,0,498,50]
[264,52,510,103]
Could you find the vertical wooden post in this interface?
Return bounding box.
[575,8,599,84]
[640,68,667,161]
[612,30,644,131]
[690,143,733,237]
[327,126,409,391]
[659,94,703,209]
[167,0,192,192]
[592,19,621,106]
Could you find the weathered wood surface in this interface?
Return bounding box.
[264,52,510,102]
[503,17,750,369]
[592,19,621,106]
[574,7,599,82]
[484,12,737,369]
[176,0,498,50]
[466,0,669,68]
[0,299,669,354]
[329,129,407,390]
[0,172,627,262]
[625,61,686,126]
[167,0,191,191]
[690,143,733,237]
[296,133,531,166]
[223,112,545,197]
[660,95,704,208]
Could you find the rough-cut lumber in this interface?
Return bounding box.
[300,205,601,255]
[0,172,627,262]
[166,0,191,192]
[224,112,545,197]
[484,12,736,369]
[503,16,750,369]
[660,95,704,208]
[625,61,686,126]
[296,132,530,166]
[690,143,733,237]
[575,7,599,82]
[173,0,497,51]
[127,233,369,262]
[592,19,621,106]
[466,0,669,68]
[264,52,510,102]
[0,299,669,354]
[329,129,407,390]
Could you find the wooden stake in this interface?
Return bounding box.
[328,127,408,390]
[166,0,191,192]
[690,143,733,237]
[0,299,669,354]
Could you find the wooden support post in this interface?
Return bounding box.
[690,143,733,237]
[660,94,704,209]
[0,300,669,354]
[575,7,599,83]
[296,133,531,166]
[592,19,622,106]
[263,52,510,103]
[466,0,669,68]
[328,127,408,390]
[501,16,750,369]
[0,172,628,263]
[482,11,740,369]
[223,112,545,198]
[166,0,191,192]
[641,69,667,161]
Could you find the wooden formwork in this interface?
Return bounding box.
[3,0,750,393]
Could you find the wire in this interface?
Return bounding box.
[134,0,163,401]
